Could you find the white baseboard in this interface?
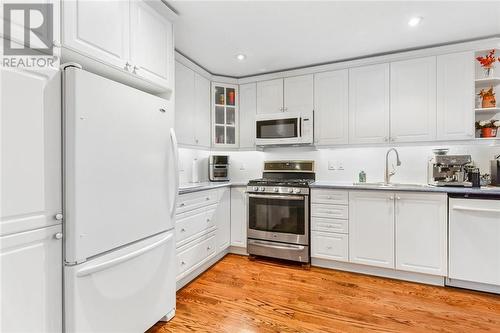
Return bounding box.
[446,278,500,294]
[176,249,229,291]
[228,246,247,255]
[312,258,445,287]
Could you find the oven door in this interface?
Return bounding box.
[247,193,309,245]
[255,116,301,145]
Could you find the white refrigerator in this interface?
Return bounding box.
[63,65,179,332]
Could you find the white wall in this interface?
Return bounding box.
[179,143,500,185]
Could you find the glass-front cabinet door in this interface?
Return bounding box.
[212,82,239,147]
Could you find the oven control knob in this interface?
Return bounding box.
[273,187,279,192]
[293,188,301,194]
[253,186,259,191]
[287,188,294,193]
[259,187,265,192]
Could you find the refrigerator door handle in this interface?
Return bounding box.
[169,128,180,218]
[76,233,173,277]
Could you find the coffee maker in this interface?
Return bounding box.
[428,154,473,187]
[491,155,500,186]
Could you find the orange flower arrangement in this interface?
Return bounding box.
[476,49,497,68]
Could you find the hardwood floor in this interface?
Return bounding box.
[148,254,500,333]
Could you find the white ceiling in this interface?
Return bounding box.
[170,1,500,78]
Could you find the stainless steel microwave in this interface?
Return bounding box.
[255,113,313,146]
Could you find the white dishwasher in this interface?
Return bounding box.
[448,194,500,294]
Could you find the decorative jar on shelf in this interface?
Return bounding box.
[481,127,498,138]
[478,87,496,108]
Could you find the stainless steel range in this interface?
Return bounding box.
[247,160,315,263]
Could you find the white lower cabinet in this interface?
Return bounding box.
[230,186,247,248]
[175,188,230,284]
[349,191,395,269]
[216,188,231,251]
[313,189,448,280]
[1,225,63,333]
[395,192,447,276]
[311,231,348,262]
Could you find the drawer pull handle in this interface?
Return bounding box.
[181,261,186,265]
[180,203,185,207]
[207,246,211,250]
[206,197,210,201]
[181,228,186,232]
[206,218,210,222]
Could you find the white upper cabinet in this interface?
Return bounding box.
[213,83,239,147]
[349,63,390,144]
[194,73,211,147]
[437,51,475,140]
[175,62,211,148]
[239,83,257,149]
[62,0,174,92]
[395,193,447,276]
[284,74,314,115]
[175,62,195,146]
[390,57,437,142]
[349,191,394,269]
[1,69,62,236]
[62,0,129,68]
[256,79,283,114]
[130,0,174,89]
[314,69,349,145]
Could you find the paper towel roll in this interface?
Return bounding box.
[191,158,199,183]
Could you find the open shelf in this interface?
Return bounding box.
[475,77,500,87]
[475,107,500,113]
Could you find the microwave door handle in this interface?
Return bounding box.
[299,117,302,137]
[248,194,305,200]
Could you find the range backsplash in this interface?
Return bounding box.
[179,144,500,185]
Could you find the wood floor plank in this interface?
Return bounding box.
[147,254,500,333]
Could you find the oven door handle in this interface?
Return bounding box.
[248,240,305,251]
[248,194,305,201]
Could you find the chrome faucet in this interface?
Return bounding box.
[385,148,402,185]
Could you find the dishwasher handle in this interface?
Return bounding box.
[452,205,500,214]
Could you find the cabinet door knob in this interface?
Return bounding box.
[55,213,63,221]
[206,197,210,201]
[206,218,210,222]
[396,196,401,200]
[181,261,186,265]
[133,65,139,74]
[207,246,211,250]
[181,228,186,232]
[389,196,394,200]
[180,203,185,207]
[54,232,63,240]
[384,137,389,142]
[124,62,131,71]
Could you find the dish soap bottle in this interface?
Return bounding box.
[358,170,366,183]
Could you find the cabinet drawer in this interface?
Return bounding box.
[311,231,348,262]
[177,233,217,278]
[175,208,216,247]
[311,217,348,234]
[312,204,348,219]
[176,190,218,214]
[312,189,348,205]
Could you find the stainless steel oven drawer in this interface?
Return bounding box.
[247,239,309,263]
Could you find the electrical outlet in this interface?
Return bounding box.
[338,162,344,171]
[328,161,336,170]
[240,163,246,171]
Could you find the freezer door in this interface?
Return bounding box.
[64,68,178,262]
[64,230,176,332]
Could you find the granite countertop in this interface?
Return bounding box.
[310,181,500,196]
[179,181,248,195]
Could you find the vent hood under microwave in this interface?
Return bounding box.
[255,112,313,146]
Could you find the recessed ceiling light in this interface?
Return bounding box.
[408,16,423,27]
[235,54,247,61]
